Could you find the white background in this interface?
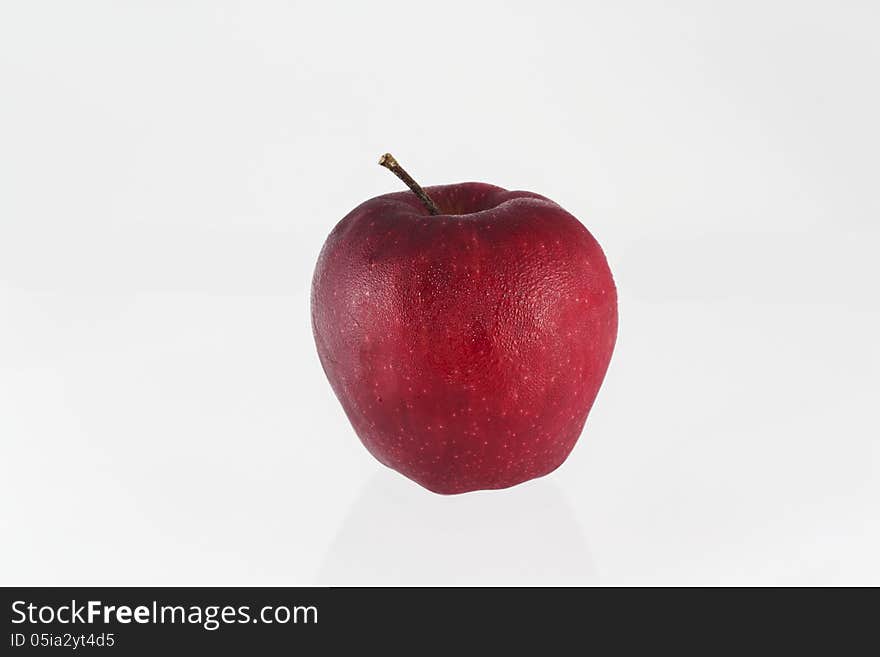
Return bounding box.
[2,1,878,586]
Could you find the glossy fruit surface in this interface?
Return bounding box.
[312,182,617,494]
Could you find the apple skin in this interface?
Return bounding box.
[312,182,617,494]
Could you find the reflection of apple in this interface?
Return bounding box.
[319,474,596,585]
[311,155,617,494]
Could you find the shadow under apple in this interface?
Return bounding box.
[317,471,596,585]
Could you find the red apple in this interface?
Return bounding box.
[312,155,617,494]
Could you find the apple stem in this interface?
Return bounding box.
[378,153,441,215]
